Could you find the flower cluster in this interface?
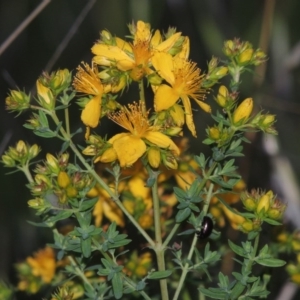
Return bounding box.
[73,20,228,168]
[238,189,286,233]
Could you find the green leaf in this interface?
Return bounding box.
[199,287,229,299]
[177,229,195,236]
[228,240,247,258]
[46,210,73,225]
[175,207,191,223]
[34,129,57,138]
[255,257,286,267]
[81,238,92,258]
[147,270,172,280]
[112,273,123,299]
[60,140,70,153]
[263,218,282,226]
[79,197,98,211]
[136,280,146,291]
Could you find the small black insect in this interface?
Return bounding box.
[196,216,214,239]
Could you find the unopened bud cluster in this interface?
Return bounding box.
[1,140,40,167]
[238,189,286,233]
[223,39,267,66]
[29,152,97,208]
[202,57,228,88]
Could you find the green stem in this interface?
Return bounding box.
[20,163,34,183]
[50,111,155,248]
[163,162,217,249]
[96,245,152,300]
[173,182,215,300]
[230,234,260,299]
[151,170,169,300]
[64,107,70,136]
[68,256,95,291]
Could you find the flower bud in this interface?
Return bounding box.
[223,40,235,56]
[243,198,256,211]
[16,140,27,155]
[169,104,185,126]
[46,153,60,174]
[208,127,220,140]
[111,76,127,93]
[36,80,55,110]
[238,48,254,64]
[162,154,178,169]
[214,66,228,77]
[94,147,117,163]
[28,197,46,209]
[1,155,15,167]
[5,90,30,112]
[148,147,161,168]
[66,186,78,198]
[261,114,276,126]
[148,73,163,86]
[256,193,270,213]
[51,69,71,93]
[164,127,182,136]
[82,145,97,156]
[241,220,254,232]
[232,98,253,124]
[28,144,40,159]
[215,85,228,107]
[57,171,71,188]
[86,186,99,198]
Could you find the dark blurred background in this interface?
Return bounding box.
[1,0,300,299]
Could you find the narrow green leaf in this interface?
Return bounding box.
[147,270,172,280]
[81,238,92,258]
[80,197,98,211]
[175,207,191,223]
[112,273,123,299]
[199,287,228,299]
[255,258,286,267]
[228,240,246,258]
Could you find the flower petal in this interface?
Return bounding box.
[155,32,182,53]
[93,198,103,227]
[91,44,135,71]
[112,135,146,167]
[194,99,211,113]
[152,52,175,85]
[103,200,124,227]
[181,95,197,137]
[154,84,179,111]
[144,131,180,156]
[81,96,101,128]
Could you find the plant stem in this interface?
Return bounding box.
[50,111,155,248]
[68,256,95,291]
[20,163,34,183]
[64,107,70,136]
[96,246,152,300]
[151,169,169,300]
[230,234,261,299]
[163,162,218,248]
[173,182,215,300]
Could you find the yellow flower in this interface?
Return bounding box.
[152,52,210,137]
[26,247,56,283]
[108,101,180,167]
[92,184,124,227]
[73,63,108,131]
[92,20,182,81]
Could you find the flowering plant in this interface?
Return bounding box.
[1,20,288,300]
